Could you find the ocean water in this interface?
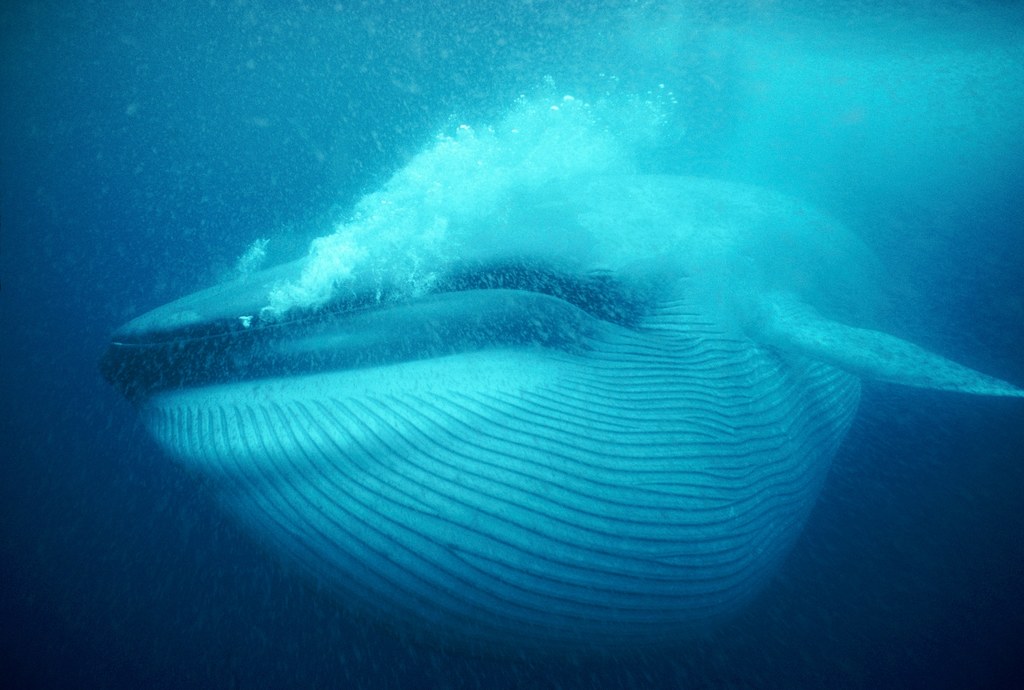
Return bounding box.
[2,1,1023,688]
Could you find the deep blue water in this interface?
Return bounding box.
[2,1,1023,688]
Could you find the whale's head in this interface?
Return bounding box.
[102,172,1021,653]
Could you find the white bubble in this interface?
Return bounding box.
[262,82,674,317]
[235,238,269,277]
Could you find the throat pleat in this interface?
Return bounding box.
[142,300,860,649]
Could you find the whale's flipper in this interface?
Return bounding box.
[756,294,1024,397]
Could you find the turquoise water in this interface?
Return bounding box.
[2,2,1023,687]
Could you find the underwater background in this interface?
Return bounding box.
[2,1,1023,688]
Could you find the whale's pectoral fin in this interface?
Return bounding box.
[754,293,1024,397]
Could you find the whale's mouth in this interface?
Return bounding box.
[100,260,652,400]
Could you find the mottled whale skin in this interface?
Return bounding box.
[102,176,1021,652]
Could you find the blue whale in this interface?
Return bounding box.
[102,175,1022,652]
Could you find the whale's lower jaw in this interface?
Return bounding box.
[138,301,860,651]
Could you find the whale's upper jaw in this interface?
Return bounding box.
[100,259,657,401]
